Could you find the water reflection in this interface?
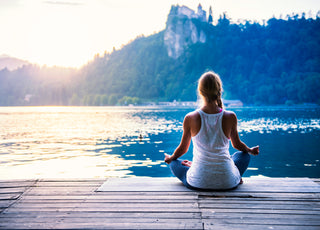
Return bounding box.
[0,106,319,179]
[0,106,184,179]
[239,117,320,134]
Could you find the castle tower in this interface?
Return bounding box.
[208,6,213,23]
[197,4,206,22]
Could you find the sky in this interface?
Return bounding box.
[0,0,319,68]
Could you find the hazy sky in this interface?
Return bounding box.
[0,0,319,67]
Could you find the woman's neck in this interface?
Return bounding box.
[201,101,221,114]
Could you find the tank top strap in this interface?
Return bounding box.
[197,108,224,118]
[196,108,204,117]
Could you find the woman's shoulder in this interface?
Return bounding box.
[185,110,200,121]
[222,110,237,122]
[223,109,236,116]
[185,110,201,136]
[222,110,238,138]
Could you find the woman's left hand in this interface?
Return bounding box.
[249,146,259,156]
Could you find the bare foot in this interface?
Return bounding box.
[181,160,192,167]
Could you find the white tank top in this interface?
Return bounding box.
[186,109,241,189]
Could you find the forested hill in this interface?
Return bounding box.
[1,5,320,106]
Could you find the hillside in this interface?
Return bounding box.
[0,5,319,106]
[77,5,320,105]
[0,55,30,71]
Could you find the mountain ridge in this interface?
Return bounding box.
[0,54,30,71]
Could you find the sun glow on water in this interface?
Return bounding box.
[0,106,181,179]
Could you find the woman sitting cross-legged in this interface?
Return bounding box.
[164,71,259,190]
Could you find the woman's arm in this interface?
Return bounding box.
[164,115,192,164]
[229,113,259,156]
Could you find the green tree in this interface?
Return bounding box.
[108,94,118,105]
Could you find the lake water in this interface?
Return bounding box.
[0,106,319,179]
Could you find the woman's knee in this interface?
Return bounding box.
[232,151,250,162]
[169,159,181,171]
[169,160,183,176]
[232,151,251,176]
[169,159,189,182]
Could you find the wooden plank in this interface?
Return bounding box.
[14,199,319,207]
[0,200,15,208]
[4,207,200,213]
[198,192,320,199]
[204,223,320,230]
[0,211,201,219]
[199,196,320,202]
[25,187,97,195]
[0,179,36,183]
[93,191,319,199]
[0,222,203,229]
[6,208,317,216]
[10,202,198,209]
[0,218,204,230]
[198,192,320,198]
[312,178,320,183]
[93,191,199,197]
[199,199,320,205]
[234,185,320,193]
[0,181,35,188]
[21,194,198,200]
[238,180,320,186]
[0,188,27,194]
[38,178,105,182]
[243,177,313,182]
[200,208,320,215]
[203,218,320,226]
[200,203,319,210]
[16,199,199,204]
[23,191,96,196]
[97,177,320,193]
[97,177,192,192]
[0,217,202,224]
[0,219,203,229]
[20,195,88,200]
[0,194,20,200]
[35,181,103,187]
[29,186,97,191]
[202,212,320,220]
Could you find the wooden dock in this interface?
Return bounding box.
[0,177,319,229]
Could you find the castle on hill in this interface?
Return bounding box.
[170,4,213,23]
[164,4,214,59]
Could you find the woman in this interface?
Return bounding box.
[164,71,259,190]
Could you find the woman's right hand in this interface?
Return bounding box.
[164,153,173,164]
[249,146,259,156]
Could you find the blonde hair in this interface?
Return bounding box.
[198,71,223,108]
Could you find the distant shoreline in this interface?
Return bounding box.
[0,103,319,108]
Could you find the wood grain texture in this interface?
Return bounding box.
[0,177,319,229]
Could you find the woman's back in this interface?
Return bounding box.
[188,107,235,139]
[192,109,228,153]
[186,109,241,190]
